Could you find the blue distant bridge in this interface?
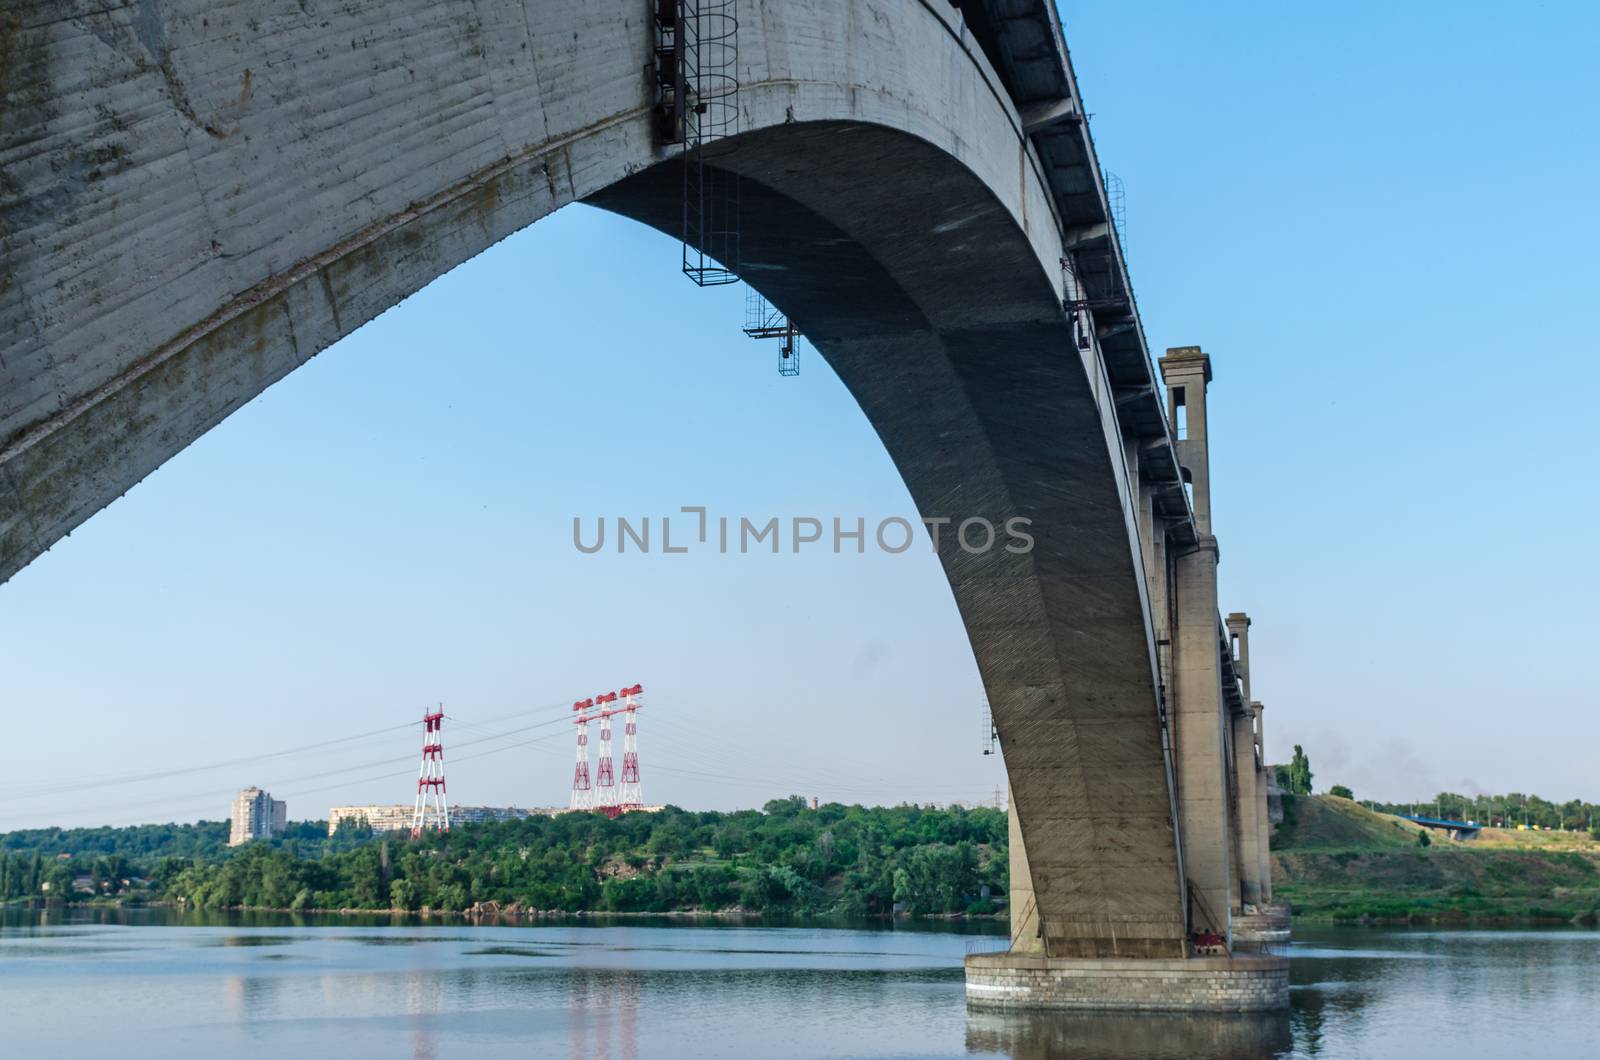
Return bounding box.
[1399,815,1482,839]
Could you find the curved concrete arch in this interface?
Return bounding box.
[1,0,1186,954]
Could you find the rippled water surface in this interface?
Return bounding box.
[1,910,1594,1058]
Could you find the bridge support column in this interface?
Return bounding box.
[970,345,1288,1009]
[1226,613,1263,908]
[1006,782,1043,956]
[1230,708,1263,906]
[982,796,1288,1008]
[1233,699,1292,945]
[1159,346,1236,936]
[1253,701,1273,903]
[1170,534,1236,933]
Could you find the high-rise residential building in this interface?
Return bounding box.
[229,787,287,846]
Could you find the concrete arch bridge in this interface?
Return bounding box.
[0,0,1286,1009]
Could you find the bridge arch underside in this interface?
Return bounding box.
[592,134,1184,955]
[0,0,1182,955]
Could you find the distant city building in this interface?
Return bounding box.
[327,804,561,835]
[326,804,659,835]
[230,787,287,846]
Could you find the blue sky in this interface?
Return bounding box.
[2,2,1596,828]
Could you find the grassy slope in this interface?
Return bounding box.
[1272,796,1600,923]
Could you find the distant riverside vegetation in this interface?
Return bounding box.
[1273,748,1597,833]
[0,799,1008,916]
[5,792,1598,924]
[1363,793,1598,832]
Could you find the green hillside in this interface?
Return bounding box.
[1272,793,1425,850]
[1272,796,1600,923]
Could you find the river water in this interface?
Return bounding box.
[0,910,1593,1058]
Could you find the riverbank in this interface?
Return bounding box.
[1,895,1010,927]
[2,801,1011,920]
[1272,795,1600,924]
[10,797,1597,928]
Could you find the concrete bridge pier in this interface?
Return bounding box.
[1005,780,1042,955]
[1226,612,1264,909]
[984,807,1287,1011]
[1235,694,1292,944]
[1230,704,1263,905]
[1227,617,1290,944]
[972,348,1287,1010]
[1172,534,1237,930]
[1161,348,1238,937]
[1253,701,1274,903]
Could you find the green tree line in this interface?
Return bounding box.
[1364,792,1599,833]
[0,819,359,863]
[3,799,1008,917]
[1,821,232,861]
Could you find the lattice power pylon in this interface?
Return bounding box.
[617,684,645,809]
[569,684,645,817]
[593,691,619,812]
[411,705,450,838]
[569,697,594,810]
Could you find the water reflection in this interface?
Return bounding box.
[569,968,591,1060]
[966,1008,1293,1060]
[1,909,1596,1058]
[618,968,641,1060]
[404,967,439,1060]
[410,1023,435,1060]
[221,972,283,1021]
[565,969,645,1060]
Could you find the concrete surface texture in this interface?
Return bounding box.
[964,950,1291,1012]
[1,0,1279,985]
[1232,906,1292,946]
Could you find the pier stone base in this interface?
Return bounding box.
[1234,903,1293,946]
[965,952,1290,1012]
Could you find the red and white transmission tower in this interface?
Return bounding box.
[617,684,644,810]
[411,705,450,838]
[568,684,645,817]
[593,690,619,812]
[569,697,594,810]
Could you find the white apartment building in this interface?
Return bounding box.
[229,787,287,846]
